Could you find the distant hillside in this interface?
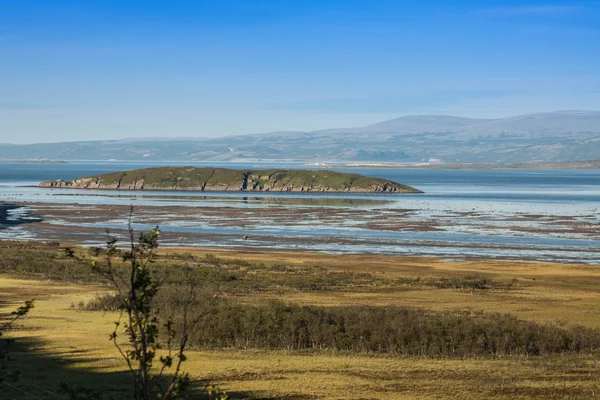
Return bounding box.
[6,110,600,163]
[40,167,422,193]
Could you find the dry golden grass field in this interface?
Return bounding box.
[2,243,600,399]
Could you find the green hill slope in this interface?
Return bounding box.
[40,167,422,193]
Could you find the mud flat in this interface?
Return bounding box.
[2,201,598,263]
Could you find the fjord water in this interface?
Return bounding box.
[1,161,599,263]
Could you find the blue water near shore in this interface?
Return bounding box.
[0,161,599,262]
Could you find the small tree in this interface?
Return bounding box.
[90,221,209,400]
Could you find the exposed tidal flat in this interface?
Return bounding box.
[0,162,599,263]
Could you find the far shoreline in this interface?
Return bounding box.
[304,160,600,170]
[7,158,599,170]
[0,159,67,164]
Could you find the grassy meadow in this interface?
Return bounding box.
[1,241,600,399]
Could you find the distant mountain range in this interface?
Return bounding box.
[3,110,600,164]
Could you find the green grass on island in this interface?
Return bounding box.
[40,166,423,193]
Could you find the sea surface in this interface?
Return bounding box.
[1,161,599,263]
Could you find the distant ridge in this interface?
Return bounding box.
[5,110,600,163]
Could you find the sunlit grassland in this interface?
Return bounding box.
[2,244,600,398]
[169,248,600,329]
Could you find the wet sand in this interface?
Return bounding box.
[17,201,600,235]
[1,201,598,263]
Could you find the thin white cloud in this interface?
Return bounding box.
[476,5,583,16]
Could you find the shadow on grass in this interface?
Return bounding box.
[3,337,302,400]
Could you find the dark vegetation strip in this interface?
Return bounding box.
[85,292,600,357]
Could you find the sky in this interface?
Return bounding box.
[1,0,599,143]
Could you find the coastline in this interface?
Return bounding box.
[305,160,600,170]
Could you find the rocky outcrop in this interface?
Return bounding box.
[40,167,423,194]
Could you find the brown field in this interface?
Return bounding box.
[2,244,600,399]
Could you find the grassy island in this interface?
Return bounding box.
[40,166,422,193]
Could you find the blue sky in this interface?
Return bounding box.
[1,0,599,143]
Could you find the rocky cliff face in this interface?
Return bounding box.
[40,167,422,194]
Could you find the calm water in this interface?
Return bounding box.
[0,161,599,262]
